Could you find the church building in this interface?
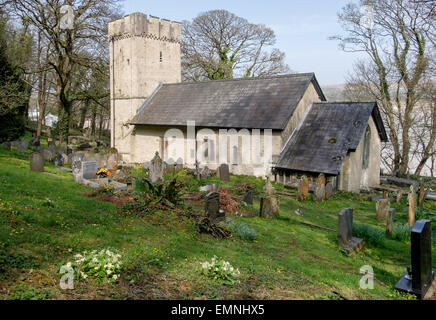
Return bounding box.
[108,12,388,193]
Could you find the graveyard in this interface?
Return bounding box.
[0,139,435,300]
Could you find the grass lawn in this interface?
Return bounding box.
[0,148,435,300]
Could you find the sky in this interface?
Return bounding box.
[122,0,367,86]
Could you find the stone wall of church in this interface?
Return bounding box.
[108,13,182,160]
[339,116,381,192]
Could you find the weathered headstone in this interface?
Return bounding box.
[14,139,29,154]
[2,141,11,151]
[205,192,224,220]
[82,161,98,180]
[395,220,435,299]
[200,166,213,180]
[242,190,254,205]
[148,152,165,184]
[107,148,118,172]
[418,181,426,208]
[41,148,54,162]
[313,173,326,202]
[72,153,86,183]
[297,175,309,202]
[217,164,230,182]
[29,152,44,172]
[386,208,395,237]
[263,176,275,195]
[408,185,417,227]
[396,190,404,204]
[337,208,363,253]
[260,196,280,218]
[54,153,64,167]
[376,199,390,221]
[325,181,335,199]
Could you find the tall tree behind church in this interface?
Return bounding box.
[9,0,122,143]
[182,10,290,81]
[332,0,435,176]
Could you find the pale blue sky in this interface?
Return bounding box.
[122,0,366,86]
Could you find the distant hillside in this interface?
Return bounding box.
[321,84,347,101]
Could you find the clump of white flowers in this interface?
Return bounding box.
[200,256,240,285]
[63,249,122,284]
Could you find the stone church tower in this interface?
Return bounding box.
[108,13,181,161]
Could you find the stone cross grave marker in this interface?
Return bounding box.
[313,173,326,202]
[337,208,363,253]
[205,192,224,221]
[107,148,119,172]
[29,152,44,172]
[217,164,230,182]
[395,220,434,299]
[297,175,309,202]
[376,199,390,221]
[408,185,417,227]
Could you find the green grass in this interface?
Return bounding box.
[0,148,435,300]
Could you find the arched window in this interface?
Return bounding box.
[362,126,371,169]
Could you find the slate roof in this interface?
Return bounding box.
[130,73,326,129]
[275,102,388,175]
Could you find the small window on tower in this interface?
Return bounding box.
[160,51,163,63]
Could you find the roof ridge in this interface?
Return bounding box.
[314,101,377,105]
[162,72,316,86]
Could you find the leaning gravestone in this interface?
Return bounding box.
[263,176,275,195]
[205,192,224,220]
[200,166,213,180]
[408,185,417,227]
[418,181,426,208]
[107,148,118,172]
[29,152,44,172]
[376,199,390,221]
[313,173,326,202]
[386,208,395,237]
[395,220,435,299]
[396,190,404,204]
[260,196,280,218]
[242,190,254,205]
[82,161,98,180]
[337,208,363,253]
[148,152,165,184]
[297,175,309,202]
[41,148,54,162]
[217,164,230,182]
[2,141,11,151]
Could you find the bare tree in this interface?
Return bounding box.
[331,0,436,176]
[9,0,121,143]
[182,10,290,81]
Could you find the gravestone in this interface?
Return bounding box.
[297,175,309,202]
[29,152,44,172]
[217,164,230,182]
[148,152,165,184]
[205,192,224,220]
[313,173,326,202]
[396,190,404,204]
[376,199,390,221]
[54,153,64,167]
[395,220,435,299]
[200,166,213,180]
[263,176,275,195]
[408,185,417,227]
[107,148,118,172]
[2,141,11,151]
[337,208,363,253]
[325,181,335,199]
[82,161,98,180]
[14,139,29,154]
[72,153,86,183]
[260,196,280,218]
[386,208,395,237]
[418,181,426,208]
[242,190,254,205]
[41,148,54,162]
